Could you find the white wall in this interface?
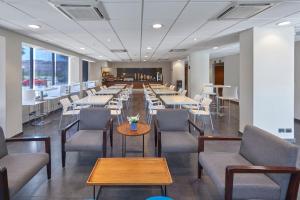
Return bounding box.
[240,27,295,139]
[295,41,300,120]
[0,36,6,133]
[171,60,185,89]
[0,27,96,138]
[108,62,172,84]
[188,51,209,98]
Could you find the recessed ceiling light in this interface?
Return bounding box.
[277,21,291,26]
[99,55,103,58]
[193,38,197,41]
[143,60,147,62]
[147,46,152,50]
[28,24,41,29]
[212,46,219,50]
[80,47,85,50]
[145,55,148,58]
[152,23,163,29]
[107,38,111,42]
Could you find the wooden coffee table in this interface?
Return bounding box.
[117,122,151,157]
[87,158,173,199]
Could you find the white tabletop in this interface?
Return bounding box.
[203,84,231,88]
[153,89,178,95]
[96,89,121,95]
[150,85,167,89]
[22,100,45,106]
[74,95,113,106]
[160,95,198,105]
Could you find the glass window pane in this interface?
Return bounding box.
[22,46,31,89]
[34,48,53,88]
[55,54,68,85]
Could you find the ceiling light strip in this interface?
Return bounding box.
[149,0,191,60]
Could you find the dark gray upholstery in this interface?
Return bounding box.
[0,127,8,159]
[239,125,299,200]
[65,130,103,152]
[161,131,198,153]
[199,152,280,199]
[157,109,189,131]
[0,153,49,196]
[79,108,110,130]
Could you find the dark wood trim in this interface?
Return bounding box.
[225,165,300,200]
[0,167,9,200]
[188,119,204,136]
[294,118,300,123]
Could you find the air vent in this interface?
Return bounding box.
[169,49,187,53]
[110,49,127,53]
[217,3,272,20]
[49,0,109,21]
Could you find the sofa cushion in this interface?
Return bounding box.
[161,131,197,153]
[157,109,189,131]
[79,108,110,130]
[199,152,280,200]
[0,127,8,159]
[65,130,104,152]
[239,125,299,200]
[0,153,49,196]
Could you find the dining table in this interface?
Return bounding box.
[74,95,113,106]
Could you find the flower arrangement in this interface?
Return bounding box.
[127,114,140,130]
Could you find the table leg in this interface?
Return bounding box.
[124,136,126,157]
[96,186,102,200]
[143,135,145,157]
[93,186,95,199]
[161,185,167,196]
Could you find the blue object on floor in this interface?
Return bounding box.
[146,196,173,200]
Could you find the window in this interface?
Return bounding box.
[21,45,69,89]
[34,48,53,88]
[55,54,68,85]
[21,46,32,89]
[82,60,89,82]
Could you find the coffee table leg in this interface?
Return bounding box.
[96,186,102,200]
[161,185,167,196]
[124,136,126,157]
[93,186,95,199]
[122,135,124,157]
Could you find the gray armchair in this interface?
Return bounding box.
[154,109,203,157]
[61,108,113,167]
[0,127,51,200]
[199,125,300,200]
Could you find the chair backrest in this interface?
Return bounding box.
[86,90,93,96]
[201,98,212,112]
[193,94,203,102]
[22,89,36,104]
[157,109,189,131]
[178,88,183,93]
[79,108,111,130]
[59,98,71,112]
[239,125,299,200]
[180,90,187,96]
[91,88,97,94]
[70,95,80,102]
[0,127,8,159]
[202,84,214,94]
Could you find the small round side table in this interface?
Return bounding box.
[117,122,151,157]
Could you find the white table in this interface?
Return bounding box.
[160,96,198,109]
[153,89,178,95]
[74,95,113,106]
[150,85,167,89]
[96,89,121,95]
[115,84,127,86]
[203,84,231,115]
[109,85,126,89]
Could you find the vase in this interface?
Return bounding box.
[130,122,137,131]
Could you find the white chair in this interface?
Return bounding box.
[180,90,187,96]
[59,98,80,130]
[178,88,183,94]
[70,95,80,102]
[189,97,214,131]
[91,88,97,95]
[217,86,239,118]
[202,84,216,97]
[183,94,203,110]
[86,90,93,96]
[106,98,123,124]
[147,100,165,124]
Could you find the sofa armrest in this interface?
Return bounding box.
[198,135,242,153]
[0,167,9,200]
[188,119,204,136]
[225,165,300,200]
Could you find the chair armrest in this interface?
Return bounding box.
[188,119,204,136]
[61,120,80,146]
[225,165,300,200]
[0,167,9,200]
[198,135,241,153]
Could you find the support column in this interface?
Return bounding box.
[240,27,294,139]
[188,51,209,98]
[171,60,185,90]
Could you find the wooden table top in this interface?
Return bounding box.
[117,122,151,136]
[86,158,173,186]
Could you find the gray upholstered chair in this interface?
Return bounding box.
[61,108,113,167]
[0,127,51,200]
[154,109,203,157]
[199,125,300,200]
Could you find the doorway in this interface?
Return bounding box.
[82,60,89,82]
[214,62,224,95]
[185,64,189,95]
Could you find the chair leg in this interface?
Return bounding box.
[198,160,203,179]
[47,162,51,179]
[62,150,66,168]
[210,114,214,131]
[58,114,63,130]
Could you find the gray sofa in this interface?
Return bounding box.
[0,127,51,200]
[199,125,300,200]
[61,108,113,167]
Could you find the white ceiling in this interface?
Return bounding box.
[0,0,300,62]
